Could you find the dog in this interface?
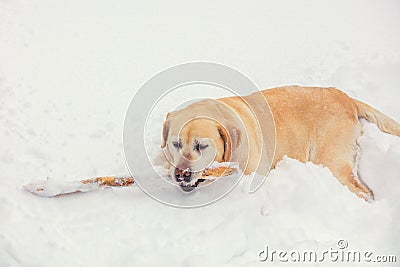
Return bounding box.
[160,86,400,200]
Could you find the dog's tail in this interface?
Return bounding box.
[353,99,400,137]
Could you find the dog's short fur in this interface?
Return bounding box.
[161,86,400,199]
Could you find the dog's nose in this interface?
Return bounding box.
[174,167,192,182]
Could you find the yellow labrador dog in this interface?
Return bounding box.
[161,86,400,200]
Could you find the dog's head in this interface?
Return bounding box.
[161,100,241,192]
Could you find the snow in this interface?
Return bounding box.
[1,0,400,266]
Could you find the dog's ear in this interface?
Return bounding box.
[218,126,231,161]
[161,113,171,148]
[218,125,241,162]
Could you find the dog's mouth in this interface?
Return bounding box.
[179,178,206,192]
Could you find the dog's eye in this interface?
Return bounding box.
[195,143,209,151]
[172,141,181,149]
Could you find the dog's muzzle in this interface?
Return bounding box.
[174,167,192,182]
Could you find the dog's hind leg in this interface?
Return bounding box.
[315,121,374,201]
[330,163,374,201]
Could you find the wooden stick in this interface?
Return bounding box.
[24,166,237,197]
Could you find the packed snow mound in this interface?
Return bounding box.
[1,129,399,266]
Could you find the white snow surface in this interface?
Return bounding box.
[1,0,400,266]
